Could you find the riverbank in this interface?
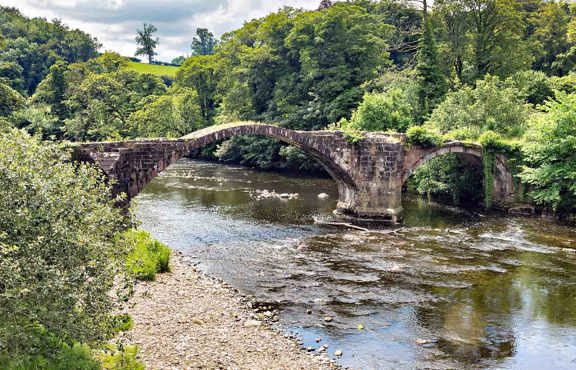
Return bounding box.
[119,251,336,369]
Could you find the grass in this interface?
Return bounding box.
[125,61,179,78]
[120,229,171,281]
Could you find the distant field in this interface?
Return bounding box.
[126,61,179,78]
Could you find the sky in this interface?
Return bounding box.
[0,0,325,62]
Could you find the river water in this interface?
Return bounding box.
[134,159,576,369]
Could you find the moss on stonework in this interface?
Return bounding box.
[483,151,495,209]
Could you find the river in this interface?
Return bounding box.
[134,158,576,369]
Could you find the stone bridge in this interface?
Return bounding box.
[73,122,514,222]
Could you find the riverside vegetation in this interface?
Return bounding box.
[0,0,576,367]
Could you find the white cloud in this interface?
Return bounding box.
[0,0,325,62]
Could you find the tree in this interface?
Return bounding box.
[426,75,532,139]
[435,0,469,83]
[520,92,576,217]
[176,55,219,124]
[318,0,333,10]
[171,56,186,65]
[0,80,24,117]
[191,28,218,56]
[339,89,415,133]
[127,87,204,138]
[135,23,159,64]
[0,129,126,360]
[416,17,447,119]
[529,1,571,75]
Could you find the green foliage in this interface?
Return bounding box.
[0,80,24,116]
[407,154,484,206]
[345,90,414,132]
[120,229,171,281]
[135,23,158,64]
[0,340,100,370]
[0,130,127,359]
[177,55,219,125]
[112,314,134,333]
[478,130,508,152]
[520,92,576,216]
[482,150,495,209]
[10,104,59,139]
[427,75,532,139]
[434,0,533,82]
[128,87,205,138]
[505,70,554,107]
[191,28,218,56]
[327,119,365,144]
[406,126,442,147]
[126,61,178,78]
[214,136,284,169]
[99,344,145,370]
[0,7,99,94]
[416,17,447,118]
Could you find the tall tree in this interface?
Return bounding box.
[318,0,333,10]
[191,28,218,56]
[416,17,447,119]
[135,23,159,63]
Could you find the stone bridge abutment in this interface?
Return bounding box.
[73,122,515,223]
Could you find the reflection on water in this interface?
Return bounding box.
[134,159,576,369]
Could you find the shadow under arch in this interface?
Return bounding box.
[402,141,515,206]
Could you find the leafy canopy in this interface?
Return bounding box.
[0,130,127,360]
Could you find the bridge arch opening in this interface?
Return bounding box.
[401,143,514,208]
[181,124,358,212]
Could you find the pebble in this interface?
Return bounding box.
[415,338,429,345]
[315,337,322,343]
[324,316,333,322]
[318,193,330,199]
[334,350,343,357]
[243,320,263,328]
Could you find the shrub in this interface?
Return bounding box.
[520,93,576,216]
[478,130,508,152]
[348,90,414,133]
[427,75,532,139]
[99,344,145,370]
[406,126,442,147]
[0,130,127,359]
[120,230,171,281]
[506,70,554,106]
[0,332,100,370]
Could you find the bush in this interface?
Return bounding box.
[0,130,127,359]
[406,126,442,147]
[478,130,508,152]
[505,70,554,106]
[0,334,100,370]
[427,75,532,139]
[99,344,145,370]
[120,230,171,281]
[520,93,576,216]
[347,90,414,133]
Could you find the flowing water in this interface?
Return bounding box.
[134,158,576,369]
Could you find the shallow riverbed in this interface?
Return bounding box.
[134,158,576,369]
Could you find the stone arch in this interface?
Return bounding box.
[182,122,355,188]
[402,141,514,205]
[75,122,358,208]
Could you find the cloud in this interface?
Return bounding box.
[1,0,323,62]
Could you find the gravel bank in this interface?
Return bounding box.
[121,251,336,369]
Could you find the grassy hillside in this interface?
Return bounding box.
[126,61,179,78]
